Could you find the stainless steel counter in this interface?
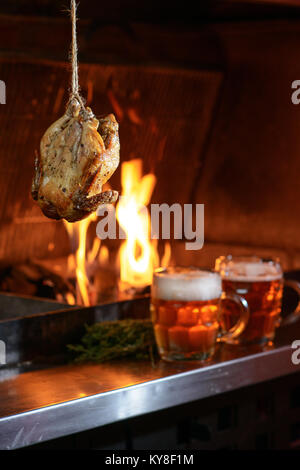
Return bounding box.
[0,322,299,450]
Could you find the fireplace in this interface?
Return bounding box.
[1,2,300,304]
[1,0,300,451]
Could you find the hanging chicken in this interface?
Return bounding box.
[31,1,120,223]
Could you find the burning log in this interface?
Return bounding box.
[0,261,76,304]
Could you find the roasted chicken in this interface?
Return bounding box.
[32,100,120,222]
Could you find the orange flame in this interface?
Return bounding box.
[116,159,171,289]
[63,159,171,303]
[63,213,98,306]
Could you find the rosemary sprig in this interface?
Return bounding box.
[67,318,158,364]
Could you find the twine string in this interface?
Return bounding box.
[69,0,86,111]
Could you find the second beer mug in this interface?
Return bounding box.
[215,255,300,346]
[151,267,249,362]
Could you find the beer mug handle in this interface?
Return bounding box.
[280,279,300,326]
[217,292,250,342]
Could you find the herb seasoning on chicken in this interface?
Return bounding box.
[31,0,120,223]
[32,100,120,222]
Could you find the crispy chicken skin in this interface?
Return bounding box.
[32,100,120,222]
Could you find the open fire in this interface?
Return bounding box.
[117,159,171,292]
[63,159,171,306]
[63,213,99,306]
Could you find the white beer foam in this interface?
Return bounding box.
[224,261,282,282]
[152,268,222,301]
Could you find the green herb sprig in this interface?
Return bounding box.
[67,318,158,364]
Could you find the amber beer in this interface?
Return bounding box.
[216,256,284,345]
[151,268,222,361]
[151,267,249,361]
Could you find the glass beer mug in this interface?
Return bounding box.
[151,267,249,362]
[215,255,300,346]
